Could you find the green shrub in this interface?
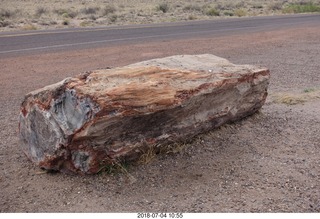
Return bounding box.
[157,3,169,13]
[89,15,97,20]
[35,7,47,17]
[234,8,247,17]
[0,9,16,18]
[81,7,100,15]
[216,3,235,10]
[252,4,264,9]
[206,8,220,16]
[53,8,67,15]
[49,20,57,25]
[22,23,37,30]
[303,88,316,93]
[62,19,69,25]
[224,11,234,16]
[0,19,10,27]
[188,14,197,20]
[183,4,201,12]
[62,12,70,19]
[223,3,236,10]
[235,1,246,8]
[54,8,77,18]
[109,14,118,23]
[103,5,116,15]
[282,3,320,13]
[80,21,91,27]
[268,2,283,11]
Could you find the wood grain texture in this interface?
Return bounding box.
[19,54,270,174]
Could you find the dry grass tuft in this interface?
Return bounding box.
[138,146,157,165]
[206,8,220,16]
[272,88,320,105]
[268,2,283,11]
[98,161,136,183]
[54,8,78,18]
[162,142,188,154]
[156,3,170,13]
[137,141,189,165]
[81,6,100,15]
[102,5,117,16]
[0,9,18,19]
[183,4,202,12]
[234,8,247,17]
[188,14,198,20]
[35,7,47,18]
[22,23,37,30]
[274,94,308,105]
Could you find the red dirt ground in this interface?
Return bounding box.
[0,24,319,212]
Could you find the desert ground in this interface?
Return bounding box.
[1,0,320,214]
[0,14,319,212]
[1,0,320,31]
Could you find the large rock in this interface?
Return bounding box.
[19,54,270,174]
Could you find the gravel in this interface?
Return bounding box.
[0,24,319,212]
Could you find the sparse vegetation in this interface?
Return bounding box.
[0,0,319,31]
[183,4,202,12]
[81,6,100,15]
[224,11,234,16]
[54,8,78,18]
[234,8,247,17]
[252,4,264,9]
[138,146,157,164]
[102,5,116,16]
[62,19,69,26]
[109,14,118,23]
[268,2,283,11]
[273,88,320,105]
[0,9,17,19]
[235,1,246,8]
[303,88,316,93]
[162,142,188,154]
[0,19,10,27]
[89,14,97,21]
[35,7,47,18]
[97,160,137,184]
[137,141,190,165]
[22,23,37,30]
[282,2,320,13]
[99,161,129,175]
[157,3,170,13]
[206,8,220,16]
[274,93,307,105]
[80,21,91,27]
[62,13,70,19]
[188,14,198,20]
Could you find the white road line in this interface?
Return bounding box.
[0,26,258,54]
[0,22,189,38]
[0,18,311,55]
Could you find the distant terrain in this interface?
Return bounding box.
[1,0,320,31]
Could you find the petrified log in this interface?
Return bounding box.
[19,54,270,174]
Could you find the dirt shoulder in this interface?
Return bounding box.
[0,24,319,212]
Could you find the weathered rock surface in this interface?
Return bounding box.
[19,54,270,174]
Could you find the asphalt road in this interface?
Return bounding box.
[0,14,319,56]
